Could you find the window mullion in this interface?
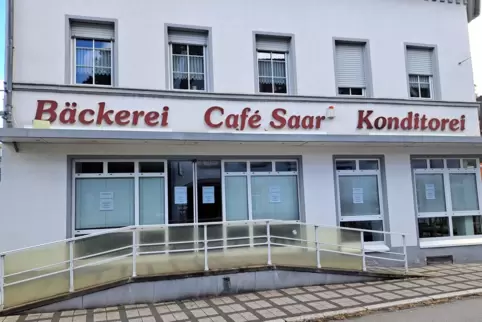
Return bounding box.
[73,39,77,84]
[271,55,275,93]
[417,75,422,98]
[247,163,253,221]
[203,46,207,91]
[187,46,191,90]
[169,44,173,88]
[110,41,113,85]
[134,162,140,226]
[475,158,482,214]
[284,53,289,93]
[443,170,455,237]
[92,41,96,85]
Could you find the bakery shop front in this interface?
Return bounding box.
[1,91,482,266]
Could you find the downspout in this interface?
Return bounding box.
[3,0,18,152]
[3,0,13,128]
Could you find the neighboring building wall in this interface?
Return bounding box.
[12,0,475,101]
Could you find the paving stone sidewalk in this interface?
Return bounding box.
[3,264,482,322]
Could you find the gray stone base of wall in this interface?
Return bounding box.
[366,245,482,268]
[30,269,382,313]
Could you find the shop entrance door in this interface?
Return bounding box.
[167,160,223,225]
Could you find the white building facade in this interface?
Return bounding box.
[0,0,481,265]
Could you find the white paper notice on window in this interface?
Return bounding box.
[202,186,215,204]
[99,199,114,211]
[100,192,114,199]
[425,183,436,200]
[352,188,364,204]
[174,186,188,205]
[269,186,281,203]
[99,192,114,211]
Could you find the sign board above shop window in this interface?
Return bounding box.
[23,97,478,136]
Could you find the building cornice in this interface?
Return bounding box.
[12,83,480,108]
[427,0,480,22]
[0,128,482,147]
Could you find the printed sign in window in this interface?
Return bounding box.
[174,186,188,205]
[99,191,114,211]
[352,188,364,204]
[202,186,215,204]
[269,186,281,203]
[425,183,436,200]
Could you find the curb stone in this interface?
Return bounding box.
[281,288,482,322]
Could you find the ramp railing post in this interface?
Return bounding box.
[132,228,137,278]
[360,231,366,272]
[315,226,321,269]
[267,221,272,266]
[204,224,209,271]
[403,234,408,273]
[0,254,4,310]
[69,241,74,292]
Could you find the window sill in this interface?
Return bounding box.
[71,83,114,88]
[364,243,390,253]
[420,237,482,249]
[408,96,434,101]
[340,242,389,253]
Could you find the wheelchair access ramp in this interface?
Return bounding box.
[0,220,412,314]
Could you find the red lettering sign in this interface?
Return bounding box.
[356,110,465,132]
[204,106,327,130]
[35,100,170,127]
[35,101,466,133]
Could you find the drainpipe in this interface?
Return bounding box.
[2,0,14,128]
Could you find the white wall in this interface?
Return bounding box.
[12,0,475,101]
[0,145,68,252]
[2,142,482,251]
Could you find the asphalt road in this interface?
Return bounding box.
[345,297,482,322]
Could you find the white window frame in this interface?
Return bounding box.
[72,159,168,235]
[335,158,385,243]
[221,160,300,221]
[408,74,433,99]
[73,159,301,234]
[168,43,207,92]
[72,38,114,86]
[334,41,368,97]
[338,87,366,97]
[412,158,482,244]
[256,51,290,94]
[221,159,301,249]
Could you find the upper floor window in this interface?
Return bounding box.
[406,47,434,99]
[256,35,292,94]
[334,41,368,97]
[71,21,114,86]
[168,28,208,91]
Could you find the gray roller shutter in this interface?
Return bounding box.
[335,43,366,88]
[407,48,433,75]
[71,21,115,40]
[256,36,290,52]
[168,29,208,46]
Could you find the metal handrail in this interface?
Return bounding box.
[0,219,405,257]
[0,220,409,311]
[0,225,135,256]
